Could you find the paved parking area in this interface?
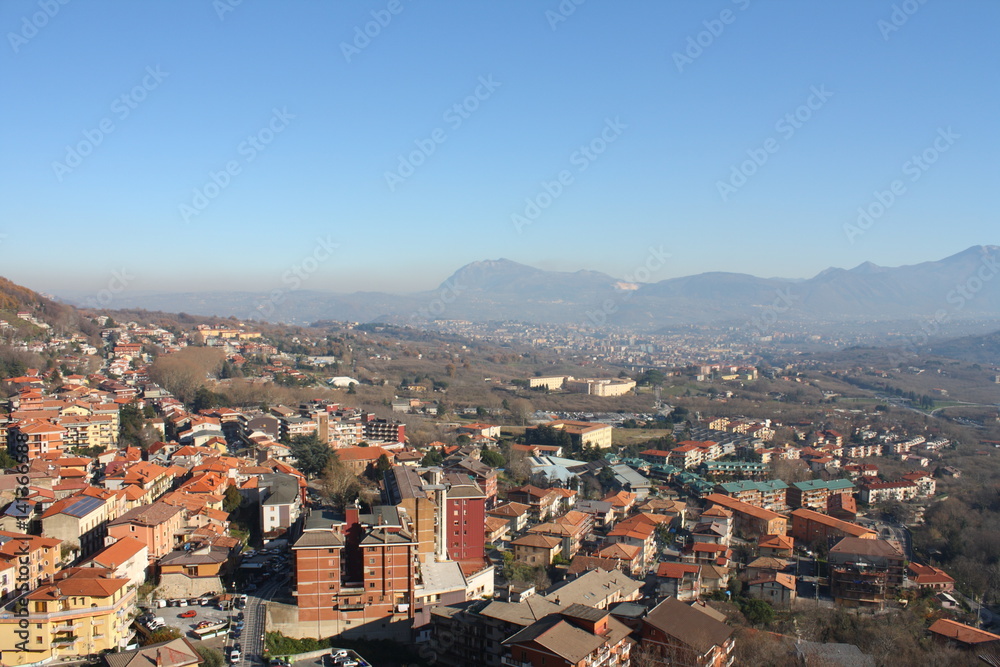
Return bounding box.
[156,602,232,633]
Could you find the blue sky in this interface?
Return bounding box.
[1,0,997,296]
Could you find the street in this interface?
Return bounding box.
[229,574,286,667]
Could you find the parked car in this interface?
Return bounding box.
[179,610,197,618]
[229,649,241,663]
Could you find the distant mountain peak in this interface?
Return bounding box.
[849,261,884,274]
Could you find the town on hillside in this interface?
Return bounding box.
[0,308,998,667]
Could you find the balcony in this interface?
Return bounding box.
[500,658,531,667]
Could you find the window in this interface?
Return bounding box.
[369,583,376,588]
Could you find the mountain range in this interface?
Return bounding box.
[52,245,1000,330]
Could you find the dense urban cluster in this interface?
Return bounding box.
[0,308,996,667]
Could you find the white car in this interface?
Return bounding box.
[229,649,241,663]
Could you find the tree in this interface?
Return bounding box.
[142,628,181,646]
[119,403,152,448]
[376,453,392,474]
[481,449,505,468]
[192,386,225,413]
[0,449,18,470]
[288,433,331,479]
[196,647,225,667]
[320,454,361,511]
[223,485,243,513]
[739,598,774,627]
[421,448,444,467]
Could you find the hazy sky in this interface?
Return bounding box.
[1,1,997,298]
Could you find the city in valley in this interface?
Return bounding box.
[1,275,999,666]
[4,3,997,666]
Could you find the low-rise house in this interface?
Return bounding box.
[528,511,593,560]
[508,485,562,522]
[107,501,185,564]
[542,568,642,610]
[828,537,904,608]
[639,596,736,666]
[40,493,109,558]
[573,499,615,528]
[747,572,797,607]
[606,513,665,570]
[907,563,955,592]
[595,542,644,576]
[703,493,786,538]
[511,534,562,566]
[655,562,701,601]
[502,603,633,667]
[601,490,637,522]
[928,619,1000,650]
[81,536,148,590]
[757,534,793,558]
[487,502,532,534]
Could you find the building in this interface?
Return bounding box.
[787,479,855,510]
[857,479,919,504]
[907,563,955,592]
[259,472,304,541]
[291,506,419,640]
[562,377,636,397]
[0,567,136,664]
[639,596,736,666]
[927,619,1000,650]
[747,572,796,608]
[828,537,905,608]
[107,502,186,564]
[714,480,787,511]
[82,536,149,589]
[543,568,642,610]
[334,446,395,475]
[40,494,109,559]
[789,509,876,544]
[100,637,202,667]
[655,562,702,601]
[702,494,786,538]
[502,603,633,667]
[427,596,562,667]
[508,485,562,522]
[527,421,613,450]
[511,534,562,566]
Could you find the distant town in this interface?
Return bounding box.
[0,295,999,667]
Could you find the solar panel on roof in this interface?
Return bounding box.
[63,495,104,518]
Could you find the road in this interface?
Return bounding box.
[231,574,286,667]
